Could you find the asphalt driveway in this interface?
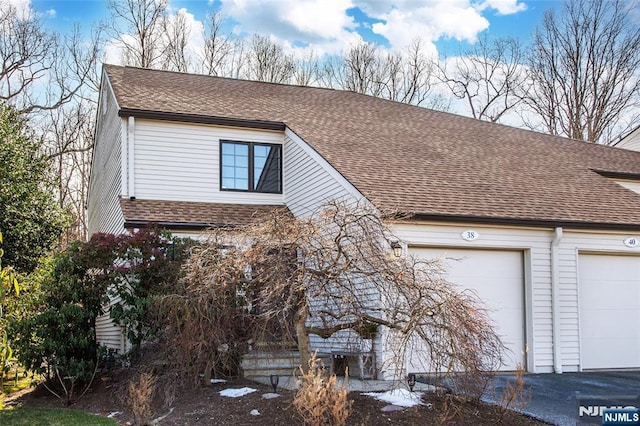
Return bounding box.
[485,371,640,425]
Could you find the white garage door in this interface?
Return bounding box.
[410,248,525,371]
[579,254,640,370]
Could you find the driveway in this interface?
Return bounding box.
[485,371,640,425]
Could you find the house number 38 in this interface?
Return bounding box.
[461,230,480,242]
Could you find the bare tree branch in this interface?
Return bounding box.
[525,0,640,143]
[108,0,167,69]
[162,201,504,384]
[438,34,529,123]
[0,7,101,114]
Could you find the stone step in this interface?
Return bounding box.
[241,351,331,378]
[241,351,301,378]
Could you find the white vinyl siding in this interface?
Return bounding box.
[133,119,284,205]
[616,127,640,152]
[87,79,125,236]
[95,297,127,354]
[88,77,127,352]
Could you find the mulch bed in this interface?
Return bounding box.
[5,370,549,425]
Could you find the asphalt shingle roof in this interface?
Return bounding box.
[120,198,288,228]
[105,65,640,229]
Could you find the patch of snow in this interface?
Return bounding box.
[262,392,280,399]
[381,405,405,412]
[250,409,260,416]
[210,378,227,384]
[362,389,424,408]
[107,411,123,418]
[219,387,257,398]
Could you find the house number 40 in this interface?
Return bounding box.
[461,230,480,242]
[623,237,639,248]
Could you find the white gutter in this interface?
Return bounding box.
[551,227,563,373]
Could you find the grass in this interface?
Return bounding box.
[0,407,118,425]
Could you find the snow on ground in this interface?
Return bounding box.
[219,387,257,397]
[210,379,227,384]
[262,392,281,399]
[362,389,424,407]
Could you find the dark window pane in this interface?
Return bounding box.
[255,145,281,192]
[220,141,281,193]
[221,142,249,190]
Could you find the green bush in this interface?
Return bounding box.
[8,228,186,404]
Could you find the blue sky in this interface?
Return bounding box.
[22,0,563,58]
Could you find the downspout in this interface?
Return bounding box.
[127,116,135,199]
[551,227,563,373]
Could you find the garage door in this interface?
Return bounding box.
[579,254,640,369]
[410,248,525,371]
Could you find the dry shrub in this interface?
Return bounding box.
[495,364,531,422]
[436,393,460,425]
[156,237,257,388]
[127,371,157,426]
[447,365,496,404]
[294,353,352,426]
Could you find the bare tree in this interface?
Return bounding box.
[0,7,100,114]
[200,12,233,76]
[248,35,295,83]
[162,201,503,384]
[293,50,321,86]
[526,0,640,143]
[322,41,386,97]
[161,9,190,73]
[438,35,529,122]
[44,103,95,242]
[383,39,440,107]
[322,40,443,108]
[108,0,168,69]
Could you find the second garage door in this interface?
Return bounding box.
[579,254,640,370]
[411,247,525,371]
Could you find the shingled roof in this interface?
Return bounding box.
[104,64,640,230]
[120,198,289,229]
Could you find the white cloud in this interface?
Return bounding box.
[215,0,526,56]
[479,0,527,15]
[220,0,356,40]
[219,0,359,55]
[46,8,56,18]
[369,2,490,47]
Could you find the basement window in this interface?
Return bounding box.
[220,141,282,193]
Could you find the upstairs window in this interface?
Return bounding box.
[220,141,282,193]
